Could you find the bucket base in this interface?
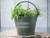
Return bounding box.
[17,35,36,38]
[17,32,35,36]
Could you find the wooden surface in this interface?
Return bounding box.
[0,28,50,38]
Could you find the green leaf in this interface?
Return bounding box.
[10,4,41,20]
[18,4,22,9]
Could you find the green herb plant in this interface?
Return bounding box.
[11,4,40,20]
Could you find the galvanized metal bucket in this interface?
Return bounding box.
[15,1,39,36]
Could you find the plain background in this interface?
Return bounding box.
[0,0,50,33]
[47,0,50,33]
[0,0,1,29]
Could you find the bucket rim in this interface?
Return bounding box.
[15,16,38,18]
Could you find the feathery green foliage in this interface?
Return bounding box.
[11,4,40,20]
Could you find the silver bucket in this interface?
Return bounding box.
[15,1,39,36]
[15,16,37,36]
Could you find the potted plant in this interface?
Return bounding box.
[11,1,40,36]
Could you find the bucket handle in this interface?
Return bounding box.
[15,1,39,15]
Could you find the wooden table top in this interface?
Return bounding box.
[0,28,50,38]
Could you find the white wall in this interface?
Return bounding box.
[0,0,1,28]
[1,0,47,33]
[47,0,50,33]
[1,0,16,30]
